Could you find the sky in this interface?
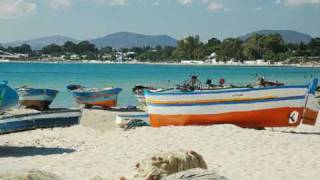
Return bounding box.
[0,0,320,43]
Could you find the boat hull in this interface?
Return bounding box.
[0,109,81,134]
[17,88,59,111]
[69,87,122,108]
[149,107,304,128]
[145,85,319,128]
[0,82,19,112]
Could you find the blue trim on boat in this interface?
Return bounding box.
[71,88,122,97]
[147,95,306,107]
[0,82,19,111]
[17,88,59,97]
[145,85,308,96]
[0,109,81,134]
[0,81,8,85]
[117,114,149,118]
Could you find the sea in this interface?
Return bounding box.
[1,62,320,108]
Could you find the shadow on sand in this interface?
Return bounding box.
[0,146,75,158]
[87,106,144,112]
[275,130,320,136]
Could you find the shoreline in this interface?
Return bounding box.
[1,59,320,68]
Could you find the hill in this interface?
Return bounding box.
[3,35,77,50]
[2,32,177,50]
[239,30,312,44]
[89,32,177,49]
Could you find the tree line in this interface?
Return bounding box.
[1,34,320,62]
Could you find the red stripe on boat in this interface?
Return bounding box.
[77,99,117,107]
[149,107,304,128]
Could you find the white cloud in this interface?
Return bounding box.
[178,0,193,5]
[47,0,72,9]
[253,6,263,11]
[94,0,128,5]
[201,0,224,11]
[0,0,36,19]
[152,1,160,6]
[223,8,232,12]
[46,0,129,9]
[207,1,223,11]
[273,0,281,4]
[284,0,320,5]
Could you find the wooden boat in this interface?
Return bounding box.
[67,84,122,108]
[133,76,284,108]
[16,87,59,111]
[0,81,19,112]
[0,109,81,134]
[144,79,320,128]
[133,85,173,107]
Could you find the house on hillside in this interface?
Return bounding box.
[206,52,218,64]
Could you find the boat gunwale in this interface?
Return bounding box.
[144,85,308,96]
[17,88,59,93]
[0,109,81,121]
[70,87,122,93]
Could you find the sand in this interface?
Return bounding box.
[1,108,320,180]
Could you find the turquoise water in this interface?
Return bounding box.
[1,62,320,108]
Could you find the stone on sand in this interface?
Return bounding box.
[134,150,207,180]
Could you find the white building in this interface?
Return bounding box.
[226,58,241,65]
[256,59,270,65]
[243,60,257,65]
[126,52,135,56]
[70,54,79,60]
[60,55,67,60]
[206,52,218,64]
[102,54,112,60]
[81,55,88,59]
[181,60,205,64]
[274,61,283,66]
[0,50,28,59]
[208,52,217,59]
[205,58,218,64]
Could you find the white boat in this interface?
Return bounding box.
[144,79,320,128]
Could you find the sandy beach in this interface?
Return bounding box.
[1,108,320,180]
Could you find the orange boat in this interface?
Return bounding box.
[144,79,320,128]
